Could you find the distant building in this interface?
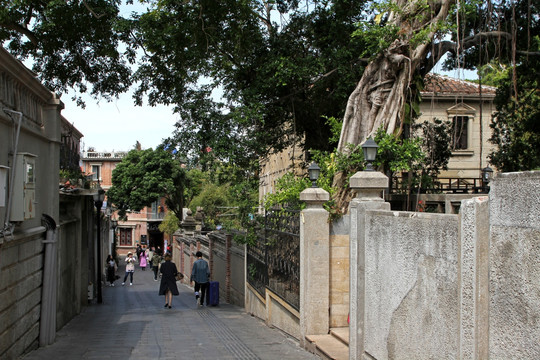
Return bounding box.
[420,73,496,179]
[80,150,168,256]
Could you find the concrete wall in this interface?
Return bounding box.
[245,283,301,339]
[57,194,93,330]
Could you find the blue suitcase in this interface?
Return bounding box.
[207,281,219,306]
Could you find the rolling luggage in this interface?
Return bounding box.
[207,281,219,306]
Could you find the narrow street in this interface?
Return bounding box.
[21,263,319,360]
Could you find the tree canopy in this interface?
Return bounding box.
[107,146,186,220]
[3,0,539,210]
[0,0,136,106]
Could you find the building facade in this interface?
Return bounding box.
[420,74,496,179]
[80,150,168,257]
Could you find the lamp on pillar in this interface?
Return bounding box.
[361,137,379,171]
[93,185,105,304]
[308,162,321,188]
[482,166,493,192]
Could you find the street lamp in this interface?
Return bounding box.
[110,218,118,256]
[482,166,493,192]
[362,137,379,171]
[93,185,105,304]
[308,162,321,188]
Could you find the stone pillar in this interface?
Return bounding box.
[299,187,330,342]
[348,171,390,360]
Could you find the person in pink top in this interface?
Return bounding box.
[139,249,147,270]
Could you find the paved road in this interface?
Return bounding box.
[21,263,319,360]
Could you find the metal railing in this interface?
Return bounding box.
[247,207,300,310]
[81,151,128,160]
[391,175,486,194]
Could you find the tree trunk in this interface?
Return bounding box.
[333,0,455,213]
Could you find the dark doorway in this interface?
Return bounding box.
[148,231,164,253]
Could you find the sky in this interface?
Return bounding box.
[62,91,177,152]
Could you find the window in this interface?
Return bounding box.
[91,164,101,181]
[119,228,132,246]
[452,116,468,150]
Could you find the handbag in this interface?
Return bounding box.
[175,273,184,281]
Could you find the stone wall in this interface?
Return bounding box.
[329,215,350,328]
[350,170,540,359]
[173,231,245,307]
[0,229,45,358]
[364,211,459,359]
[488,172,540,359]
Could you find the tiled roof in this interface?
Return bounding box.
[422,73,497,95]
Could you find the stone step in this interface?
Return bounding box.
[305,328,349,360]
[330,327,349,346]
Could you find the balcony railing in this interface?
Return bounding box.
[81,151,128,160]
[391,175,486,194]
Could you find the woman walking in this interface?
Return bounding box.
[139,249,147,271]
[122,252,136,286]
[159,253,179,308]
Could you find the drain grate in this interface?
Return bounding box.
[198,310,261,359]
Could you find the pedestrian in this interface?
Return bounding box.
[152,251,162,281]
[122,252,136,286]
[147,247,154,268]
[159,253,180,309]
[139,249,147,271]
[136,244,142,259]
[190,251,210,306]
[105,254,116,286]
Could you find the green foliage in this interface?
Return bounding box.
[0,0,134,105]
[188,182,232,228]
[264,173,312,210]
[136,0,370,161]
[489,59,540,171]
[414,119,452,176]
[374,128,424,173]
[158,212,179,238]
[107,147,185,220]
[352,20,399,60]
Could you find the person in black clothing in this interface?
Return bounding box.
[105,254,116,286]
[159,253,179,308]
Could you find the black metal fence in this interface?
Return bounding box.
[247,207,300,310]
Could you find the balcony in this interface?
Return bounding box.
[391,175,486,194]
[81,151,128,160]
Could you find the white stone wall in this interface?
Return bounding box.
[363,211,459,359]
[489,171,540,359]
[350,171,540,359]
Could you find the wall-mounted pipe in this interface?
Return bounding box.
[40,214,57,346]
[2,109,23,234]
